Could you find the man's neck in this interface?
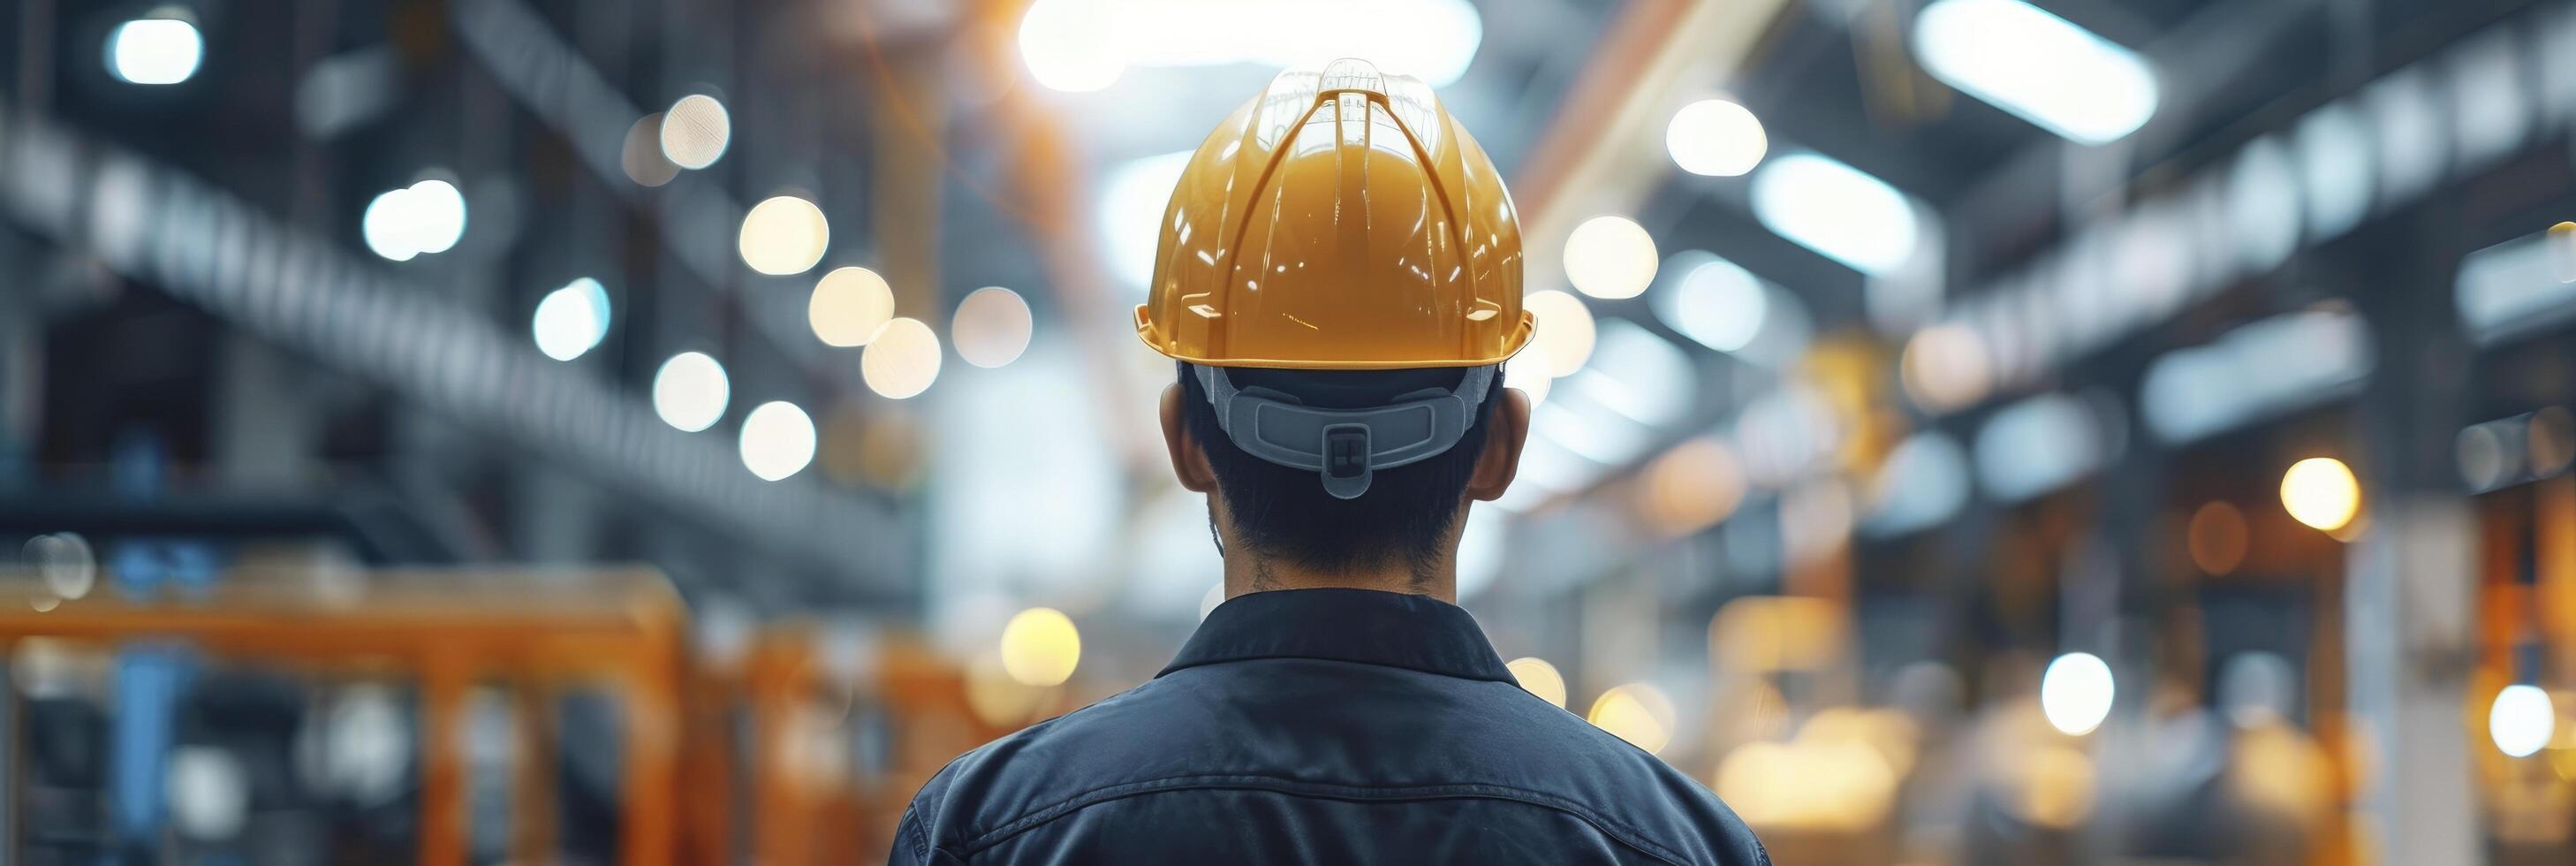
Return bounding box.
[1222,552,1458,604]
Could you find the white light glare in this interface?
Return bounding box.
[1099,149,1196,293]
[652,352,731,432]
[2040,651,2116,735]
[530,278,611,361]
[1665,99,1768,177]
[1019,0,1484,92]
[360,179,469,262]
[739,401,818,481]
[2489,684,2556,758]
[1564,216,1659,300]
[1019,0,1126,92]
[660,95,731,170]
[109,18,203,86]
[1751,153,1920,276]
[738,195,830,277]
[1913,0,2160,145]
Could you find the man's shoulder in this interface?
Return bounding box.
[898,666,1767,864]
[896,677,1202,857]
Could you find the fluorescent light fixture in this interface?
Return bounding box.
[1098,149,1195,294]
[108,18,203,85]
[2459,226,2576,345]
[1750,153,1920,276]
[1912,0,2158,144]
[2140,309,2372,443]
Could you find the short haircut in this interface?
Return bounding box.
[1178,361,1504,580]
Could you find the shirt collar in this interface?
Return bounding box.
[1158,587,1516,683]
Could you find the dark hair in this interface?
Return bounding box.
[1178,361,1505,581]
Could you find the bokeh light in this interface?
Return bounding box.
[1587,683,1676,754]
[404,180,467,254]
[738,195,830,276]
[620,113,679,186]
[1504,361,1552,406]
[2489,684,2556,758]
[1637,437,1745,537]
[1563,216,1658,300]
[1900,324,1993,413]
[25,533,96,601]
[2186,501,2248,576]
[2040,651,2115,735]
[530,277,611,361]
[1524,290,1596,377]
[1506,657,1566,709]
[1655,255,1767,353]
[659,95,731,170]
[2279,457,2360,532]
[952,287,1034,368]
[861,317,943,399]
[999,607,1081,687]
[738,401,817,481]
[167,746,247,840]
[807,266,896,347]
[108,18,202,86]
[1018,0,1124,92]
[360,179,469,262]
[651,352,730,432]
[964,654,1049,726]
[1665,99,1767,177]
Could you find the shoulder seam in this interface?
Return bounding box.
[957,774,1694,864]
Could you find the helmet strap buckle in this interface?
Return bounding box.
[1320,425,1374,499]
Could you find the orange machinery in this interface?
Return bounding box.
[710,620,1046,866]
[0,567,690,866]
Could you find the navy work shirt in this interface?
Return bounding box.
[891,588,1769,864]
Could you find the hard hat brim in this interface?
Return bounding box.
[1135,306,1534,370]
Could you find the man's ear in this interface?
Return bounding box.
[1161,384,1218,493]
[1464,386,1531,502]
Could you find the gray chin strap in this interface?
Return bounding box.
[1194,365,1494,500]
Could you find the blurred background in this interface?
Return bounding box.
[1,0,2573,862]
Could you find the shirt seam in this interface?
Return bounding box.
[957,773,1694,864]
[1159,651,1516,684]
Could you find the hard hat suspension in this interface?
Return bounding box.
[1190,363,1495,500]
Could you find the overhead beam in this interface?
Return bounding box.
[0,104,908,593]
[1512,0,1798,288]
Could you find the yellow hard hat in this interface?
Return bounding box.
[1132,59,1534,370]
